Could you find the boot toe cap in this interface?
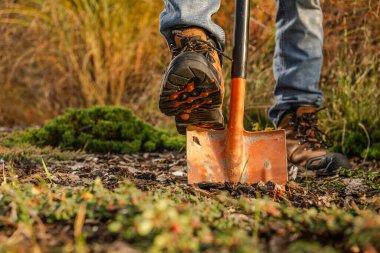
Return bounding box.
[306,152,351,176]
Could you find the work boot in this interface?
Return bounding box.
[159,28,225,135]
[278,106,351,176]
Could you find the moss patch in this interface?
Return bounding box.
[18,106,185,154]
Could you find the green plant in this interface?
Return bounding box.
[321,56,380,159]
[21,106,185,153]
[41,158,53,185]
[1,176,379,252]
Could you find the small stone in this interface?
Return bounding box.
[82,178,94,185]
[68,174,81,183]
[288,164,299,181]
[172,171,186,177]
[70,164,84,171]
[51,175,60,183]
[127,167,138,174]
[343,178,369,196]
[157,174,167,182]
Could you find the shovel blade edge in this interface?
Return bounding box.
[187,127,288,185]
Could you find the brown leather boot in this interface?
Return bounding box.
[159,28,225,134]
[278,106,351,175]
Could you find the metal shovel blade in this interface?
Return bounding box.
[186,0,288,185]
[187,126,288,185]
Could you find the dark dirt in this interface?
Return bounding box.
[2,152,379,212]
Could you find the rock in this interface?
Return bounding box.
[172,171,186,177]
[82,178,94,185]
[288,164,299,181]
[70,164,85,171]
[343,178,369,196]
[126,166,138,174]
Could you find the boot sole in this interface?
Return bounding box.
[159,52,225,134]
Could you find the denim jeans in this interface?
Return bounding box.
[160,0,324,126]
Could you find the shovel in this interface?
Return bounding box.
[187,0,288,184]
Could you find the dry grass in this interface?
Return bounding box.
[0,0,166,125]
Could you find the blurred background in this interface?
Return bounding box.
[0,0,379,157]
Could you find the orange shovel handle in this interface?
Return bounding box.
[225,78,246,181]
[227,78,246,132]
[224,0,250,181]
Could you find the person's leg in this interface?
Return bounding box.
[160,0,225,49]
[272,0,351,173]
[270,0,324,127]
[159,0,226,134]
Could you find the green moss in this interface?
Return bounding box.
[20,106,185,154]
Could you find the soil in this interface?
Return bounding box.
[2,152,379,211]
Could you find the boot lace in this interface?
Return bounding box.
[290,108,331,150]
[170,30,232,62]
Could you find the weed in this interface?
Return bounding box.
[41,158,53,185]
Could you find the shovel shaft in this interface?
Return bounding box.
[231,0,250,79]
[229,0,250,127]
[225,0,251,181]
